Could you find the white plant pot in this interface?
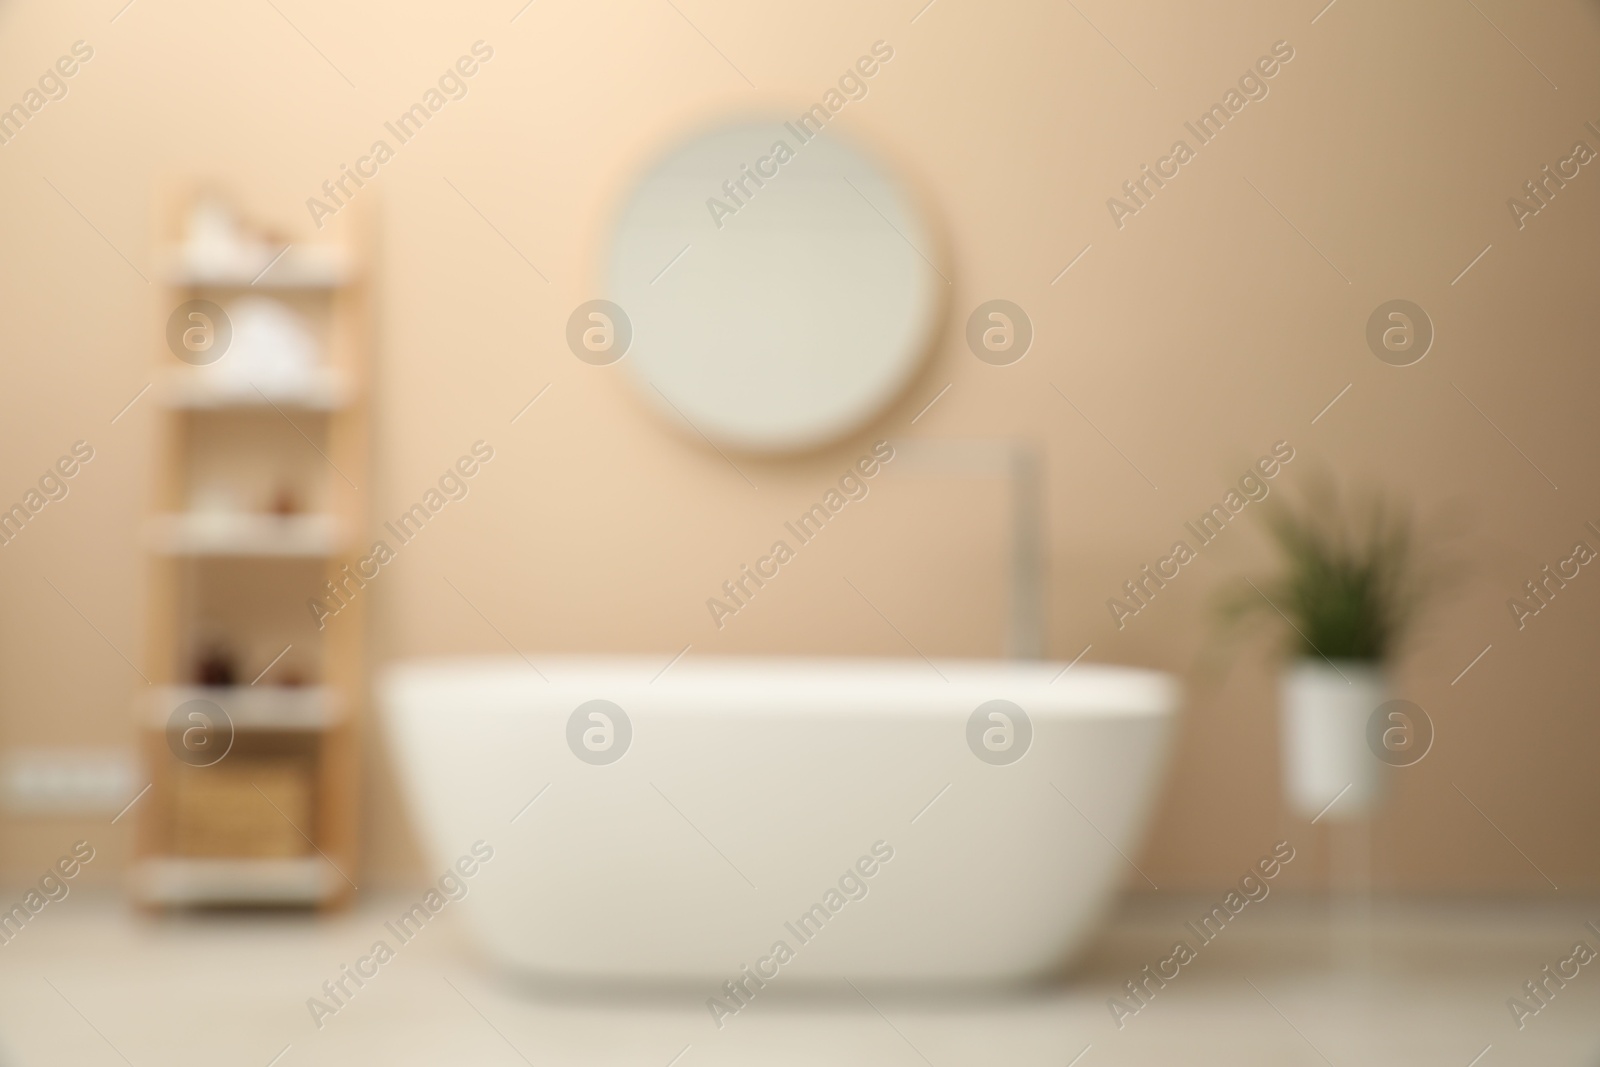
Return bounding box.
[1280,659,1387,821]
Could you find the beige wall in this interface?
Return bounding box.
[1,0,1597,893]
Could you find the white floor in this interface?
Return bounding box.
[1,893,1596,1066]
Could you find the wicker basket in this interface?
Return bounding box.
[173,756,314,858]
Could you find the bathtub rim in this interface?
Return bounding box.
[381,654,1179,720]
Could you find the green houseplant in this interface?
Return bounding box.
[1219,481,1436,820]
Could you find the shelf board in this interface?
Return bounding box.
[161,366,349,411]
[161,245,353,289]
[148,512,341,557]
[145,685,341,731]
[133,856,341,905]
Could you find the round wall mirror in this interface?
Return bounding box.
[605,119,943,454]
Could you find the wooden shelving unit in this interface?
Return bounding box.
[134,190,369,909]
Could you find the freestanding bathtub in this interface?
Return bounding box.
[382,656,1176,986]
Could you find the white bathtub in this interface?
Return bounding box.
[382,656,1176,986]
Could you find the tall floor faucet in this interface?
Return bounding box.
[890,439,1046,660]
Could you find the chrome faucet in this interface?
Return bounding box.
[890,439,1046,659]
